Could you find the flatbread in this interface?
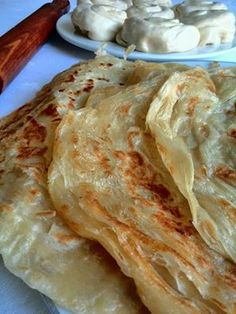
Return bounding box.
[48,71,236,314]
[0,56,148,313]
[147,67,236,263]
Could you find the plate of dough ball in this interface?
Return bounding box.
[56,0,236,60]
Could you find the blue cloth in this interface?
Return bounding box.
[0,257,49,314]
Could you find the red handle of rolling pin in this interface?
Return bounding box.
[0,0,70,93]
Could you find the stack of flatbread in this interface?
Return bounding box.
[0,55,235,313]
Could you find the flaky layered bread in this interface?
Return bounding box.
[0,56,150,313]
[48,69,236,314]
[147,67,236,263]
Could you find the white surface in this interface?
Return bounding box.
[0,1,236,314]
[57,12,236,62]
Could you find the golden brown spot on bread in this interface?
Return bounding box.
[187,96,200,116]
[200,166,208,177]
[218,199,232,208]
[155,211,193,236]
[223,271,236,290]
[195,165,208,179]
[123,151,148,178]
[127,131,140,149]
[85,193,111,219]
[162,205,182,219]
[99,62,113,68]
[64,74,75,83]
[0,104,33,135]
[218,199,236,220]
[211,299,226,312]
[0,153,5,163]
[41,104,59,118]
[174,225,193,236]
[52,117,61,123]
[83,85,94,93]
[176,83,186,94]
[97,77,110,82]
[71,131,79,144]
[127,206,138,215]
[36,210,56,218]
[119,104,130,115]
[17,147,47,159]
[61,204,69,212]
[114,150,182,218]
[157,143,167,156]
[93,145,111,175]
[199,124,210,138]
[113,150,126,160]
[215,165,236,181]
[54,233,79,244]
[23,118,47,144]
[128,151,144,166]
[68,101,75,110]
[1,127,18,138]
[30,189,40,196]
[146,183,170,199]
[186,71,203,79]
[65,219,82,234]
[228,128,236,139]
[0,204,13,212]
[71,150,80,159]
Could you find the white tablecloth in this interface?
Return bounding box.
[0,0,235,313]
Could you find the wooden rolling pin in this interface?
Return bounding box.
[0,0,70,94]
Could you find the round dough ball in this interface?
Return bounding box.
[133,0,172,7]
[116,17,200,53]
[127,5,174,19]
[180,10,236,46]
[72,4,127,41]
[92,0,128,10]
[174,0,227,17]
[174,0,236,46]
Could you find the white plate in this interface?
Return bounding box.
[56,13,236,61]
